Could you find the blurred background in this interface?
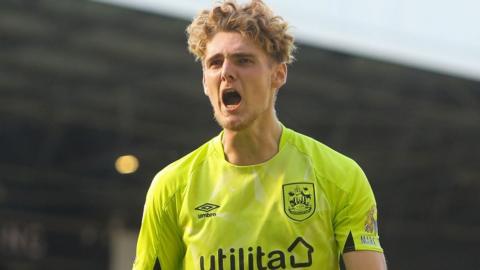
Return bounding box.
[1,0,479,269]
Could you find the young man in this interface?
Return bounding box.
[133,1,387,269]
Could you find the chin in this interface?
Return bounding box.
[214,113,252,131]
[217,119,247,131]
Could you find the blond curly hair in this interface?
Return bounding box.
[186,0,296,64]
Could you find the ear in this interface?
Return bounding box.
[271,63,287,90]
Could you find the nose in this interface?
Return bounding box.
[220,60,235,82]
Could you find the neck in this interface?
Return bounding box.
[222,117,282,166]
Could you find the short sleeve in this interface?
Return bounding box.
[132,176,184,270]
[333,164,383,255]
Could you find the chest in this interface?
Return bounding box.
[178,166,338,270]
[179,165,334,244]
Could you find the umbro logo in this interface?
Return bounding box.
[195,203,220,212]
[195,203,220,219]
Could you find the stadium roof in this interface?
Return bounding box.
[96,0,480,82]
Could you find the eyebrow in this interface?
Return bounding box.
[206,52,256,63]
[231,53,256,59]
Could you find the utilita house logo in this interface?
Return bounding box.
[199,237,314,270]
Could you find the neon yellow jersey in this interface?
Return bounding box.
[133,126,383,270]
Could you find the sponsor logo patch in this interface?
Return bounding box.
[364,205,378,234]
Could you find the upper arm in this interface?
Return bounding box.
[343,251,387,270]
[333,163,383,254]
[133,176,184,270]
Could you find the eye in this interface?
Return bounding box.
[238,57,253,64]
[208,59,223,68]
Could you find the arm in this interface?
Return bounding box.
[332,162,385,269]
[133,174,184,270]
[343,250,387,270]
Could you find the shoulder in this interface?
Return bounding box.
[147,136,217,209]
[285,128,365,192]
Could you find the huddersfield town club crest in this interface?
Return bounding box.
[283,182,316,221]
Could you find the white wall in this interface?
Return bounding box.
[110,225,137,270]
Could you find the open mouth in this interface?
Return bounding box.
[222,89,242,107]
